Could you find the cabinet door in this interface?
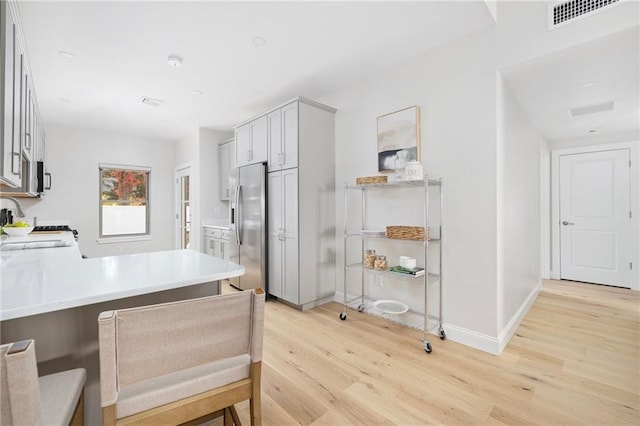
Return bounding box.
[9,23,22,185]
[228,140,236,170]
[218,143,230,200]
[250,115,268,164]
[20,65,28,159]
[204,237,216,257]
[267,172,283,298]
[235,123,251,168]
[281,102,298,170]
[282,168,299,304]
[1,7,18,186]
[267,109,281,172]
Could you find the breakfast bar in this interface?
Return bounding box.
[0,234,245,423]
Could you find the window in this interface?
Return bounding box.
[99,164,150,238]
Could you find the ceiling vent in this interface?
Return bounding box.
[549,0,622,29]
[568,100,615,118]
[139,96,165,107]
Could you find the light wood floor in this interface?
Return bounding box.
[224,280,639,425]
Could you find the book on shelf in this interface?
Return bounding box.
[389,266,425,277]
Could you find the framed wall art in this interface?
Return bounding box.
[377,105,421,173]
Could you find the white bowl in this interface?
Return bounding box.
[399,256,417,269]
[2,226,34,237]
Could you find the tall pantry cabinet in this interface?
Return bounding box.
[262,98,336,309]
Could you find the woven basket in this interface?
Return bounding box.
[386,226,430,241]
[356,175,388,185]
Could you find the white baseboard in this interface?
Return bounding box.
[334,284,541,356]
[497,281,541,354]
[333,291,501,354]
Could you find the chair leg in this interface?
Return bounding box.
[224,407,233,426]
[229,405,242,426]
[250,362,262,426]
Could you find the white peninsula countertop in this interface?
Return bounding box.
[0,234,244,321]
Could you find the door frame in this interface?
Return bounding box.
[550,141,639,290]
[174,162,195,250]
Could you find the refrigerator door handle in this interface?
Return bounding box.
[233,185,240,246]
[237,185,243,246]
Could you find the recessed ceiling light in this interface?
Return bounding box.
[192,90,203,95]
[252,36,267,47]
[167,55,182,68]
[58,97,71,103]
[57,51,75,59]
[580,81,598,88]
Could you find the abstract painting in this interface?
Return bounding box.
[377,105,421,173]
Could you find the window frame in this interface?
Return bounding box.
[98,163,151,242]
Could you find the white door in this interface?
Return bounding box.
[175,166,191,249]
[559,149,631,287]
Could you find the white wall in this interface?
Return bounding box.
[174,128,232,252]
[19,124,175,258]
[319,0,639,353]
[497,73,545,351]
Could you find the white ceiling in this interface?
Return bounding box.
[501,26,639,142]
[17,0,496,141]
[16,1,640,144]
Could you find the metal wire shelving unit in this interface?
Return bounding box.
[339,176,444,353]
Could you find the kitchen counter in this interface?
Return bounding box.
[1,238,245,424]
[202,223,231,230]
[0,238,244,321]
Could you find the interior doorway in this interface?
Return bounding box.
[175,165,192,249]
[551,143,637,289]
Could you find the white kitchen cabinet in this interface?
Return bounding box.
[203,226,233,261]
[0,0,46,196]
[218,138,235,201]
[264,97,336,310]
[267,102,298,172]
[268,168,299,304]
[235,115,267,168]
[1,2,21,188]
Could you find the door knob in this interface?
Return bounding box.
[562,221,574,226]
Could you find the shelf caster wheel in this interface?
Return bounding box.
[339,312,347,321]
[357,304,365,313]
[439,329,446,340]
[423,341,432,353]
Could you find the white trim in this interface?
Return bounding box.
[550,141,639,290]
[97,235,152,244]
[99,163,151,172]
[333,291,501,355]
[174,163,194,250]
[442,323,500,355]
[498,281,541,354]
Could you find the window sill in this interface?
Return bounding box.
[96,235,152,244]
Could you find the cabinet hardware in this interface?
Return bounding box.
[11,152,21,176]
[562,221,574,226]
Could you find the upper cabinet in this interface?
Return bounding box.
[1,2,21,188]
[0,0,47,197]
[218,138,235,201]
[268,102,298,172]
[235,115,267,168]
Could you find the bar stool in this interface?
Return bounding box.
[0,339,86,425]
[98,288,265,425]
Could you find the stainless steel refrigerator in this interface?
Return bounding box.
[229,162,267,291]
